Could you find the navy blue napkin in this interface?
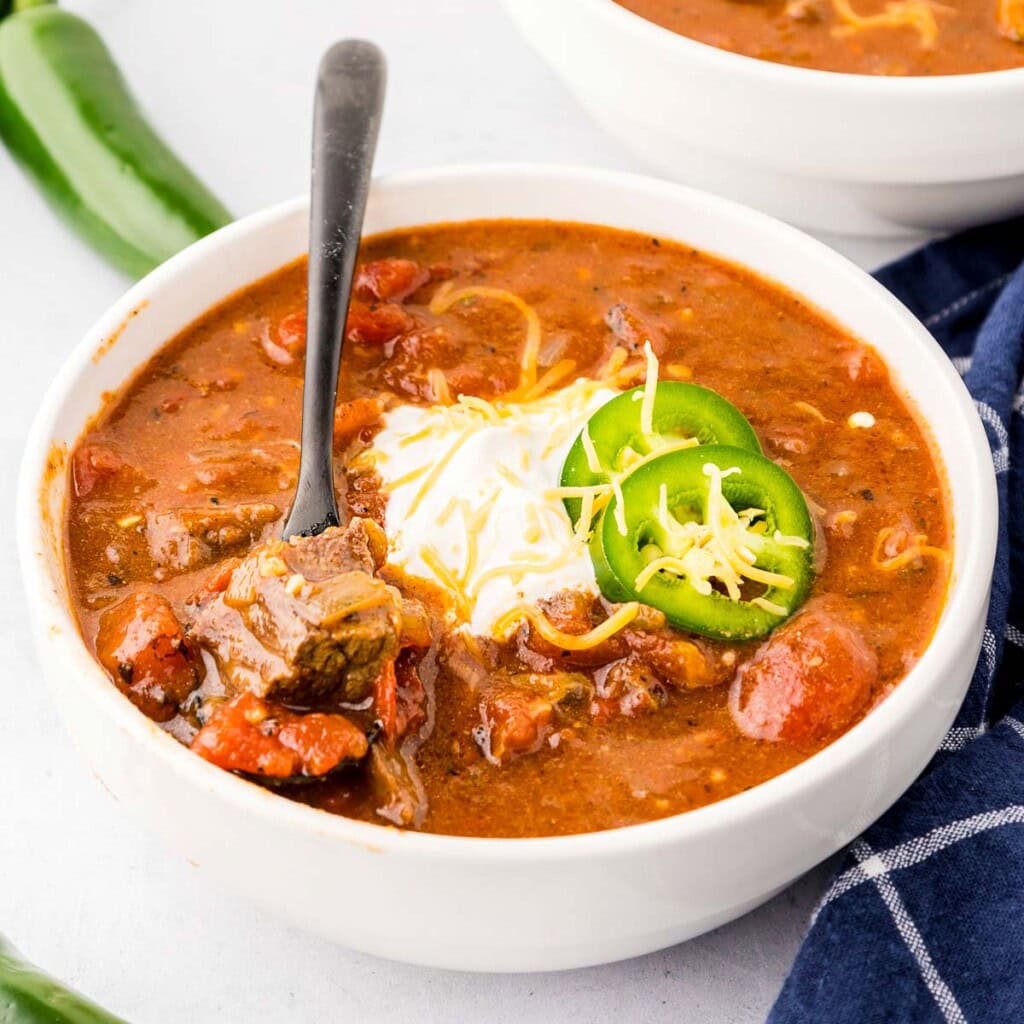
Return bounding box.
[768,220,1024,1024]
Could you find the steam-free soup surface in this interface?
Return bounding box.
[65,220,949,836]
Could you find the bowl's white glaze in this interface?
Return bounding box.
[500,0,1024,236]
[19,165,996,971]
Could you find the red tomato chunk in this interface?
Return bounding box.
[345,302,413,345]
[480,690,553,763]
[729,602,878,743]
[96,592,202,722]
[355,258,431,303]
[191,692,368,778]
[73,444,125,498]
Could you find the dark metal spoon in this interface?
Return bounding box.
[282,39,386,540]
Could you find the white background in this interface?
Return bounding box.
[0,2,921,1021]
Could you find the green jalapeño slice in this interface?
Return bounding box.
[598,445,814,640]
[560,381,761,526]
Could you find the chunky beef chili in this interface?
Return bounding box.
[64,220,950,837]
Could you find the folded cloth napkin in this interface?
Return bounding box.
[768,220,1024,1024]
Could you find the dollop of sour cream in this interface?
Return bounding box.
[368,379,618,635]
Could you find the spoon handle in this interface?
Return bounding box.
[283,39,386,540]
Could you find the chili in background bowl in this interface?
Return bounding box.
[499,0,1024,237]
[18,165,996,971]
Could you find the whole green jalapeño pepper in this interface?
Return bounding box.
[598,445,814,640]
[0,0,231,276]
[0,934,129,1023]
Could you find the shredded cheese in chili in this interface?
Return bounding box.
[429,283,542,396]
[872,526,949,572]
[830,0,945,48]
[493,602,641,650]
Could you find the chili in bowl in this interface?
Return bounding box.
[500,0,1024,236]
[19,165,996,970]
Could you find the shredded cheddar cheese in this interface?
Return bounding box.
[493,601,641,650]
[999,0,1024,40]
[428,368,452,405]
[524,359,577,401]
[628,463,796,613]
[830,0,945,48]
[872,526,949,572]
[371,378,619,635]
[611,477,628,536]
[793,400,829,423]
[581,424,602,474]
[640,340,659,437]
[430,282,542,395]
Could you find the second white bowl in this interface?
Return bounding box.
[502,0,1024,236]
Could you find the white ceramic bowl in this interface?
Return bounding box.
[501,0,1024,236]
[19,165,996,972]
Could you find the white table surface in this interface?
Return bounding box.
[0,3,924,1021]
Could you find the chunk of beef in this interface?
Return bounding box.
[622,629,732,690]
[729,600,878,742]
[507,671,592,708]
[605,303,662,353]
[190,692,368,778]
[190,519,404,704]
[96,592,202,722]
[368,743,428,827]
[146,502,281,573]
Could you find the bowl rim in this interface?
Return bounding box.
[18,162,998,862]
[579,0,1024,90]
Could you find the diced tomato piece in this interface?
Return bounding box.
[591,655,663,721]
[354,258,431,303]
[729,603,877,743]
[479,690,553,763]
[373,661,398,744]
[345,302,413,345]
[260,310,307,366]
[333,396,385,447]
[188,558,241,605]
[73,444,125,498]
[428,262,455,282]
[373,653,427,746]
[276,713,368,776]
[190,692,368,778]
[277,311,307,357]
[444,361,520,400]
[96,592,202,722]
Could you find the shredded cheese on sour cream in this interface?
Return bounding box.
[371,378,618,635]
